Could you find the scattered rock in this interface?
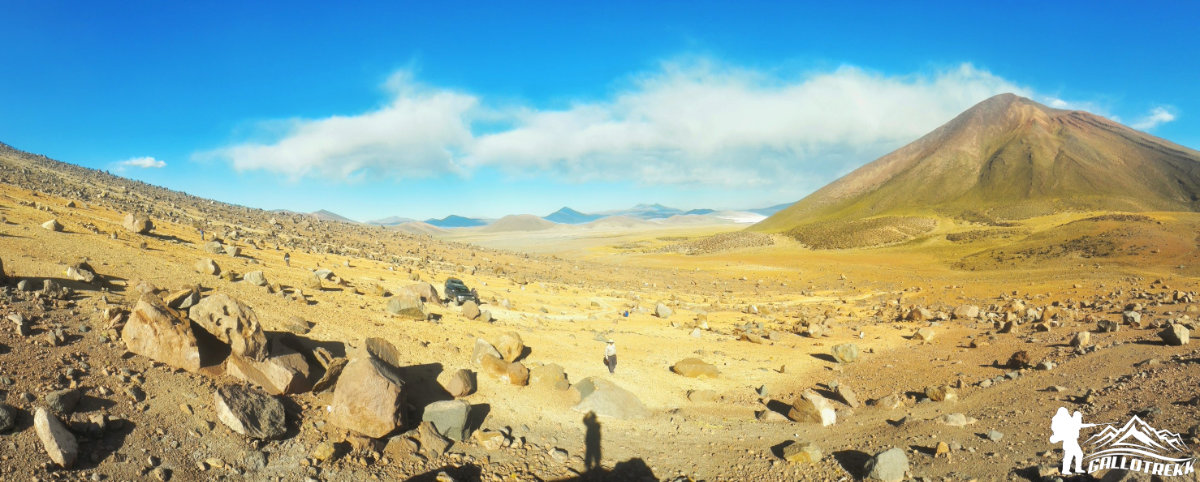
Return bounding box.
[495,332,524,362]
[830,343,859,363]
[45,389,81,414]
[837,384,860,408]
[416,421,451,455]
[0,403,15,433]
[937,413,977,427]
[913,327,936,341]
[42,219,63,231]
[386,291,428,320]
[444,369,475,397]
[671,358,720,378]
[34,407,78,468]
[122,298,202,372]
[987,429,1004,441]
[188,293,269,360]
[242,271,267,287]
[1160,324,1190,346]
[1006,351,1031,369]
[571,377,650,419]
[505,361,530,386]
[422,400,471,441]
[213,384,286,440]
[472,338,502,366]
[781,441,821,464]
[864,447,908,482]
[788,390,836,426]
[1097,319,1119,333]
[529,364,570,391]
[365,337,403,370]
[194,258,220,276]
[952,305,980,319]
[655,303,673,319]
[329,358,406,438]
[122,213,154,234]
[1071,331,1091,348]
[461,300,481,320]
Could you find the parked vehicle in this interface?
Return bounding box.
[444,277,479,305]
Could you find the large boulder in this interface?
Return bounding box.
[495,332,524,362]
[530,363,570,391]
[421,400,471,441]
[865,447,908,482]
[203,241,225,254]
[444,369,475,398]
[365,337,402,370]
[572,377,650,419]
[671,358,719,378]
[122,298,202,372]
[188,294,268,361]
[242,271,267,287]
[214,384,286,440]
[225,340,312,395]
[34,408,77,468]
[1160,324,1190,346]
[194,258,220,276]
[788,389,836,426]
[329,358,405,438]
[472,338,502,366]
[401,282,443,306]
[122,213,153,234]
[42,219,62,231]
[952,305,980,319]
[830,343,859,363]
[461,300,481,320]
[386,291,428,320]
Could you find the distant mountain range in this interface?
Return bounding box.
[306,201,792,229]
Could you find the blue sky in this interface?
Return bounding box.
[1,1,1197,221]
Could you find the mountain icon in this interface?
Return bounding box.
[1085,416,1191,462]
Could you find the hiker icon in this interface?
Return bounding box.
[1050,407,1101,475]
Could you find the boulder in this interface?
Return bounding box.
[906,307,932,321]
[529,364,570,391]
[302,271,323,290]
[284,316,314,335]
[471,338,502,366]
[225,344,312,395]
[461,300,481,320]
[571,377,650,419]
[782,442,822,464]
[188,294,268,361]
[952,305,980,319]
[913,328,936,341]
[865,447,908,482]
[925,385,958,402]
[1123,311,1142,326]
[416,421,451,455]
[444,369,475,397]
[421,400,471,441]
[213,384,286,440]
[788,389,836,426]
[194,258,220,276]
[312,358,348,393]
[0,403,14,433]
[506,361,529,386]
[122,298,202,372]
[365,337,403,371]
[836,384,860,408]
[163,286,200,310]
[243,271,267,287]
[45,389,81,414]
[34,408,77,468]
[203,241,224,254]
[1160,324,1190,346]
[403,282,443,306]
[830,343,859,363]
[654,303,673,319]
[1071,331,1091,348]
[495,332,524,362]
[329,358,405,438]
[937,413,978,427]
[1097,319,1120,333]
[1007,351,1031,369]
[42,219,62,231]
[122,213,153,234]
[671,358,720,378]
[386,291,428,320]
[65,260,97,283]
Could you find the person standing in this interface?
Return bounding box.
[283,252,291,267]
[604,340,617,374]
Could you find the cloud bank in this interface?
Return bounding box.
[118,156,166,168]
[203,60,1173,187]
[1131,106,1177,130]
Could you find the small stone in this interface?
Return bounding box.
[987,429,1003,441]
[781,442,822,464]
[864,447,908,482]
[830,343,859,363]
[34,407,78,468]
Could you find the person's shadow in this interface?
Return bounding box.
[584,411,602,471]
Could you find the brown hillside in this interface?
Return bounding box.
[752,93,1200,246]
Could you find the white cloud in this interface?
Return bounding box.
[118,156,167,168]
[467,62,1028,185]
[202,61,1059,186]
[204,71,478,180]
[1131,106,1176,130]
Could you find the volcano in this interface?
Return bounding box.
[752,93,1200,247]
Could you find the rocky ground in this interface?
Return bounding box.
[1,145,1199,481]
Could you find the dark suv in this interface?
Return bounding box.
[444,278,479,305]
